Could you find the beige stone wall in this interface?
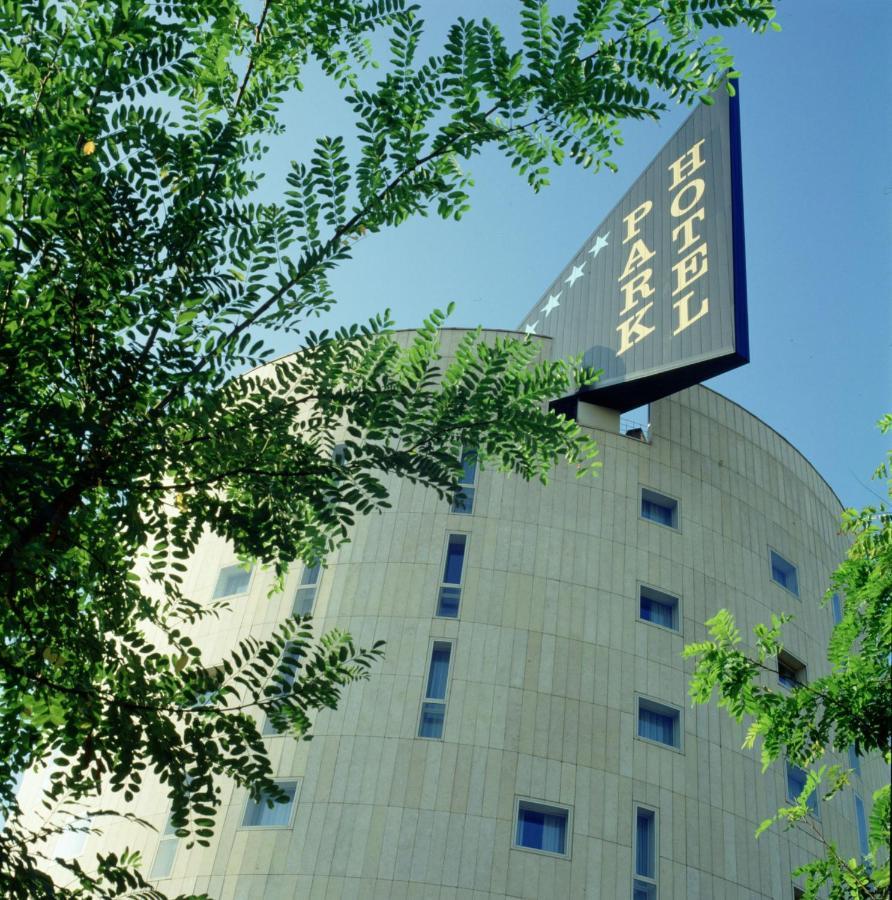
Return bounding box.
[17,330,883,899]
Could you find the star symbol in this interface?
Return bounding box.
[588,232,609,257]
[524,321,539,335]
[565,262,585,287]
[541,292,561,317]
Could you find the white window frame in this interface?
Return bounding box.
[292,560,322,617]
[212,563,254,599]
[451,447,479,514]
[512,797,572,858]
[417,640,454,740]
[436,533,468,619]
[639,487,680,530]
[635,696,683,752]
[239,780,300,829]
[637,583,681,632]
[149,812,179,880]
[632,803,659,899]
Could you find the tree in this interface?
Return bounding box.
[0,0,779,894]
[684,416,892,900]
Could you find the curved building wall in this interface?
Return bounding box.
[20,329,881,899]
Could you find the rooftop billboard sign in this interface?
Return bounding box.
[518,84,749,412]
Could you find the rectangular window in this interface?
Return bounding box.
[451,447,478,514]
[639,586,679,631]
[514,800,569,856]
[293,561,321,616]
[854,793,869,857]
[436,534,467,618]
[637,698,681,749]
[777,650,807,690]
[241,781,298,828]
[149,814,178,879]
[770,550,799,596]
[212,564,252,599]
[831,593,843,625]
[848,745,861,778]
[786,761,819,818]
[633,806,658,899]
[262,641,301,736]
[640,488,678,529]
[418,642,452,739]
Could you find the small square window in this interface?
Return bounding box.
[640,488,678,529]
[241,781,298,828]
[634,883,657,900]
[514,800,569,856]
[770,550,799,596]
[786,761,819,818]
[777,650,807,690]
[639,585,679,631]
[637,698,681,749]
[212,564,252,599]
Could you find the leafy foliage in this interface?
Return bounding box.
[1,0,777,894]
[684,417,892,899]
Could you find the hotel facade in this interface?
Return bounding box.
[21,327,882,900]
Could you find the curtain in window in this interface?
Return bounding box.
[638,706,675,745]
[426,645,451,699]
[517,808,566,853]
[443,535,466,584]
[640,594,674,628]
[635,809,656,876]
[642,498,672,526]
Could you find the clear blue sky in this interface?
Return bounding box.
[261,0,891,510]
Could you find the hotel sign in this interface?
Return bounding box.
[518,84,749,411]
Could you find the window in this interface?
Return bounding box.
[831,593,843,625]
[149,814,178,879]
[332,442,348,465]
[638,586,679,631]
[848,745,862,778]
[436,534,467,618]
[637,698,681,749]
[451,447,478,514]
[418,642,452,739]
[854,793,869,857]
[262,641,301,736]
[640,488,678,529]
[241,781,298,828]
[786,761,819,818]
[293,561,321,616]
[777,650,807,690]
[55,817,91,859]
[793,889,805,900]
[514,800,569,856]
[633,806,658,899]
[212,564,252,599]
[770,550,799,596]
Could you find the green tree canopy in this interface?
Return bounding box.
[685,416,892,900]
[1,0,778,894]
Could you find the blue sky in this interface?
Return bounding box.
[261,0,890,510]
